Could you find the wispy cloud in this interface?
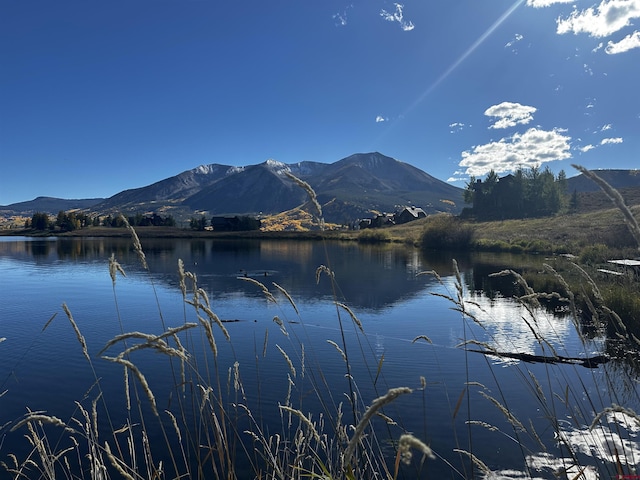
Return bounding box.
[375,115,388,123]
[606,30,640,53]
[600,123,613,131]
[505,33,524,47]
[485,102,537,129]
[380,3,415,31]
[527,0,574,7]
[459,127,572,176]
[449,122,466,133]
[505,33,524,53]
[557,0,640,38]
[601,137,623,144]
[333,5,353,27]
[580,144,596,152]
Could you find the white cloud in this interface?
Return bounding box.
[375,115,388,123]
[601,137,624,144]
[333,12,347,26]
[601,123,613,131]
[380,3,415,31]
[459,127,572,176]
[580,144,596,152]
[505,33,524,48]
[606,30,640,52]
[449,122,466,133]
[333,5,352,27]
[557,0,640,38]
[527,0,575,7]
[484,102,537,129]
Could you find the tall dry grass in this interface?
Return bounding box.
[2,167,640,479]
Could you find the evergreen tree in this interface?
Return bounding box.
[31,212,50,230]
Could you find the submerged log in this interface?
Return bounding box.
[467,349,610,369]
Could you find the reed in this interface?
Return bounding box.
[2,164,640,479]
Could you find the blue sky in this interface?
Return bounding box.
[1,0,639,205]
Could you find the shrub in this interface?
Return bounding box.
[421,214,475,250]
[579,243,610,265]
[357,229,390,244]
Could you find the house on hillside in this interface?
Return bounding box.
[371,213,395,228]
[395,206,427,224]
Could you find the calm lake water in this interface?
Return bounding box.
[0,236,638,479]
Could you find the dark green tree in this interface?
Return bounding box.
[31,212,50,230]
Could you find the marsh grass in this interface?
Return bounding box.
[3,166,640,479]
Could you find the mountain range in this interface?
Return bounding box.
[1,152,466,224]
[1,154,639,225]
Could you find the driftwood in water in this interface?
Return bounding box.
[467,349,610,369]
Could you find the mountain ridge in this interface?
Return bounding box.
[3,156,639,224]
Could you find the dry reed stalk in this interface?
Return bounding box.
[120,215,148,270]
[343,387,412,466]
[453,448,492,475]
[177,259,187,298]
[104,442,136,480]
[272,282,299,315]
[279,406,321,442]
[412,334,432,344]
[336,302,364,333]
[273,316,288,336]
[62,303,90,363]
[10,413,68,432]
[489,270,540,308]
[276,344,296,377]
[197,313,218,357]
[315,265,334,283]
[239,276,276,303]
[479,391,526,432]
[417,269,443,284]
[573,164,640,249]
[284,171,324,229]
[590,404,640,430]
[397,433,435,465]
[466,420,499,432]
[102,356,158,416]
[198,303,230,341]
[108,253,126,285]
[99,324,197,354]
[327,339,347,362]
[263,328,269,357]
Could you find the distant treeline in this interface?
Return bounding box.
[463,166,570,220]
[26,212,176,232]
